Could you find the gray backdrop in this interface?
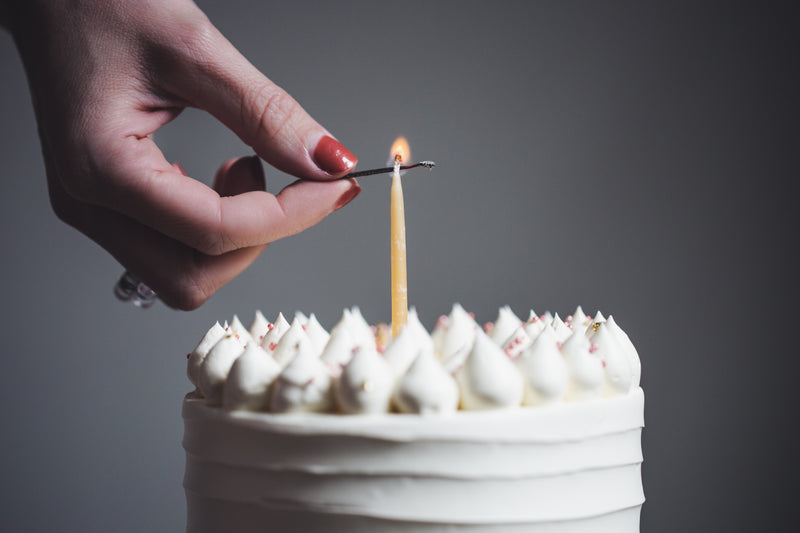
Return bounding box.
[1,1,797,531]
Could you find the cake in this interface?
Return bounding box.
[182,304,644,532]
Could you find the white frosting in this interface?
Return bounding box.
[551,313,574,343]
[593,310,606,325]
[438,303,478,372]
[393,350,459,415]
[456,330,524,410]
[606,316,641,390]
[489,305,523,346]
[406,307,435,355]
[382,323,424,377]
[222,344,281,411]
[431,314,448,355]
[589,321,632,397]
[501,325,532,359]
[270,344,334,413]
[187,321,226,388]
[516,324,568,405]
[248,310,271,343]
[335,345,394,414]
[561,330,604,402]
[184,306,644,531]
[524,313,547,340]
[260,312,290,351]
[183,388,644,532]
[271,318,313,368]
[331,308,374,351]
[187,306,642,416]
[198,332,245,406]
[229,314,255,348]
[319,325,356,375]
[349,306,376,348]
[294,310,309,325]
[568,306,591,336]
[305,313,330,355]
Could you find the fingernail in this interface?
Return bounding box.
[334,182,362,211]
[248,155,265,189]
[313,136,357,175]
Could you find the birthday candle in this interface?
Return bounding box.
[390,137,409,337]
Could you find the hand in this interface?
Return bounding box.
[3,0,360,309]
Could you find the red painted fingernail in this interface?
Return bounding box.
[248,155,265,189]
[334,182,362,211]
[313,136,357,174]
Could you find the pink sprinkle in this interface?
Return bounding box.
[468,312,476,319]
[567,323,573,329]
[267,323,275,331]
[436,315,448,327]
[529,316,539,323]
[483,322,494,332]
[186,353,191,359]
[269,342,277,351]
[556,341,564,350]
[377,346,386,354]
[589,343,599,353]
[602,360,607,368]
[305,377,316,387]
[302,324,307,330]
[566,315,573,322]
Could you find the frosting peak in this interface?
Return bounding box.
[335,345,393,414]
[456,329,524,410]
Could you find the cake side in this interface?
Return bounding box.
[183,389,644,527]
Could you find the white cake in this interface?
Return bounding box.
[183,305,644,532]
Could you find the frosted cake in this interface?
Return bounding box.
[183,304,644,532]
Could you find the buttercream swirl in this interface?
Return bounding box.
[335,345,394,414]
[223,344,280,411]
[456,330,524,410]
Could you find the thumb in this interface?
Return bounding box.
[164,20,357,181]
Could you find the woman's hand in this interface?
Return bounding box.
[3,0,360,309]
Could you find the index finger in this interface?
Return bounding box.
[95,135,361,256]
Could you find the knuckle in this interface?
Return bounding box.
[192,202,239,256]
[194,234,228,256]
[172,16,218,63]
[168,267,215,311]
[247,83,300,144]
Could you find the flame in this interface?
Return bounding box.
[390,136,410,164]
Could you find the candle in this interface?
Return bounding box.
[390,137,410,337]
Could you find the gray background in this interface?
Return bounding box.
[1,1,797,531]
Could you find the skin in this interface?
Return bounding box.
[1,0,360,309]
